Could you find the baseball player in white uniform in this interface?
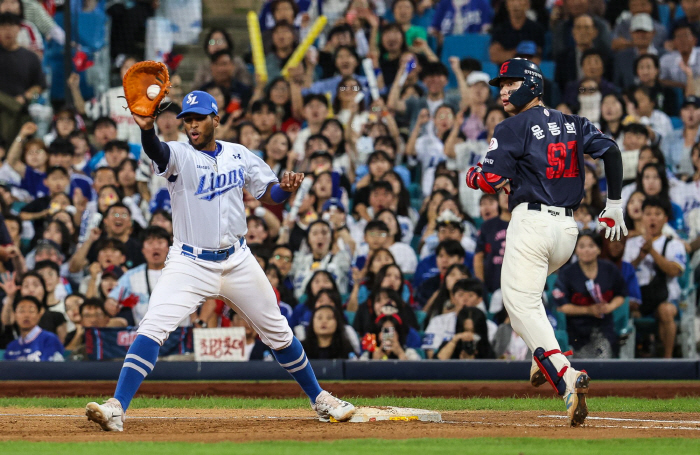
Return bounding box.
[85,91,355,431]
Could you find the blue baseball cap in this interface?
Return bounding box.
[176,91,219,119]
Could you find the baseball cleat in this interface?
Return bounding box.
[564,371,590,427]
[86,398,125,431]
[530,364,546,387]
[312,390,355,422]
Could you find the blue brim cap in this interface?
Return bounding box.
[177,90,219,119]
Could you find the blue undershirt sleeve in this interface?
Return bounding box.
[141,128,171,174]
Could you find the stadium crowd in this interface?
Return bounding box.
[0,0,699,363]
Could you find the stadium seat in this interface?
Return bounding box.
[441,34,491,62]
[614,298,636,359]
[415,310,427,329]
[671,116,683,130]
[658,3,671,30]
[539,60,555,80]
[344,310,355,326]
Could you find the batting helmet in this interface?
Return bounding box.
[489,58,544,108]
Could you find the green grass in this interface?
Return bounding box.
[2,395,700,413]
[1,439,699,455]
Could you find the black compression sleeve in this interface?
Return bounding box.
[141,127,171,173]
[601,144,623,200]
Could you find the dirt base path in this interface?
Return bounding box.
[1,407,700,442]
[2,381,699,399]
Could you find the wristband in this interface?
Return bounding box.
[606,199,622,209]
[270,183,292,203]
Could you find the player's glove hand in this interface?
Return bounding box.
[466,163,510,194]
[122,61,170,117]
[465,164,482,190]
[598,199,628,241]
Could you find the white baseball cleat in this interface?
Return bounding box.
[85,398,125,431]
[312,390,356,422]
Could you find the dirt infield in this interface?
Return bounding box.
[1,407,700,442]
[1,380,699,399]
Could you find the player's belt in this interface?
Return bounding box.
[527,203,573,217]
[181,238,245,261]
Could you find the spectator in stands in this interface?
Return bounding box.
[672,143,700,219]
[1,270,66,343]
[0,12,43,145]
[265,21,297,80]
[629,85,673,146]
[5,123,49,199]
[600,93,627,144]
[553,231,627,358]
[435,306,494,359]
[659,23,700,88]
[375,209,417,274]
[19,167,69,235]
[230,311,270,360]
[555,14,609,93]
[34,259,70,327]
[662,96,700,177]
[250,99,279,142]
[601,236,643,312]
[3,295,63,361]
[353,220,390,271]
[316,24,354,80]
[388,61,460,131]
[459,71,491,140]
[430,0,493,41]
[489,0,545,64]
[290,220,352,298]
[675,0,700,39]
[474,192,509,295]
[582,161,605,214]
[362,312,421,360]
[415,239,467,307]
[353,265,418,332]
[552,0,611,57]
[636,163,685,231]
[422,263,471,326]
[562,50,618,109]
[420,200,475,259]
[107,0,156,61]
[630,54,679,117]
[306,46,369,107]
[64,298,114,354]
[614,16,663,91]
[624,190,647,237]
[612,1,667,51]
[623,197,687,358]
[302,304,356,359]
[620,123,651,181]
[347,247,397,310]
[391,0,427,47]
[200,50,252,111]
[0,0,43,58]
[292,94,329,163]
[104,226,171,327]
[192,28,252,89]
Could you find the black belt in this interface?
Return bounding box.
[527,202,573,217]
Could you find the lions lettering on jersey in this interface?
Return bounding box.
[194,168,245,201]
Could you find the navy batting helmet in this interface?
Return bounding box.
[489,58,544,107]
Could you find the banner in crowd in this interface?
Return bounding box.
[85,327,193,360]
[193,327,247,361]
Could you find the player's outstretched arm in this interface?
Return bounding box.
[134,113,171,173]
[598,144,628,241]
[259,171,305,205]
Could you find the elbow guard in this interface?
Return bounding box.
[466,164,509,194]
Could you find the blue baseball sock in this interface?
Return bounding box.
[114,335,160,411]
[273,337,323,402]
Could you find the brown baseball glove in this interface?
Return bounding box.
[122,61,170,117]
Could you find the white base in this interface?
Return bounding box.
[329,406,442,423]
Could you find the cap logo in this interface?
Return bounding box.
[500,62,509,75]
[186,94,198,105]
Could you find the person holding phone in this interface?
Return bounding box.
[361,312,421,360]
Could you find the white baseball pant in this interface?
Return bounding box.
[501,203,578,375]
[137,241,293,350]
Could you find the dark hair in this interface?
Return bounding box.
[400,83,424,99]
[368,149,393,166]
[35,259,61,275]
[632,85,656,109]
[460,57,482,73]
[425,263,472,325]
[270,0,299,18]
[93,116,117,131]
[374,135,397,155]
[623,190,646,230]
[638,162,670,199]
[0,13,21,26]
[333,45,359,68]
[642,195,672,218]
[369,180,394,195]
[320,118,347,157]
[451,277,483,298]
[373,311,409,353]
[204,28,234,54]
[209,48,232,64]
[92,166,118,181]
[234,121,261,141]
[141,225,171,245]
[303,269,340,300]
[435,239,465,258]
[309,288,344,314]
[420,61,449,79]
[672,21,694,38]
[379,22,407,56]
[79,298,106,316]
[414,189,452,236]
[151,209,172,223]
[18,271,47,307]
[306,133,332,152]
[45,166,69,178]
[380,170,411,218]
[580,49,604,67]
[624,122,650,137]
[453,307,494,359]
[12,295,42,312]
[94,237,127,256]
[634,53,660,76]
[262,131,291,172]
[599,93,627,138]
[302,304,355,359]
[104,140,129,155]
[250,99,276,115]
[375,209,402,242]
[365,220,389,234]
[370,262,402,301]
[392,0,416,14]
[303,93,329,107]
[48,138,74,156]
[327,24,353,42]
[577,229,602,249]
[333,75,365,113]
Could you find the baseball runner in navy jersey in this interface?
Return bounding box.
[466,59,627,427]
[85,91,355,431]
